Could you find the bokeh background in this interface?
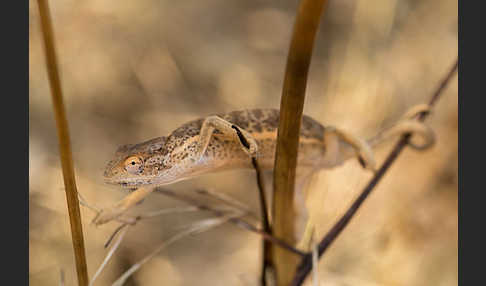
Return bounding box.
[29,0,457,285]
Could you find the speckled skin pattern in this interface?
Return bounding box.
[104,109,329,188]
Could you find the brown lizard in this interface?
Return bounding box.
[93,106,434,226]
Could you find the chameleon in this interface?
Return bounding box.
[94,106,434,226]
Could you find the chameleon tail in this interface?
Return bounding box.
[366,105,435,151]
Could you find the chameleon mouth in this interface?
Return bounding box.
[103,171,185,188]
[104,173,194,189]
[103,176,150,188]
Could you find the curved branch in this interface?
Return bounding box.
[291,59,458,286]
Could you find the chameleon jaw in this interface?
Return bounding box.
[104,171,190,189]
[104,175,156,188]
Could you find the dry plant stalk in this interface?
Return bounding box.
[251,158,273,285]
[291,59,459,286]
[36,0,89,285]
[89,226,129,286]
[271,0,328,284]
[155,188,306,256]
[81,184,306,284]
[86,187,307,285]
[111,215,239,286]
[85,201,207,285]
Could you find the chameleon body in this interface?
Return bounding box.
[97,107,433,226]
[104,109,345,188]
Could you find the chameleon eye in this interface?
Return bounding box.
[124,156,144,175]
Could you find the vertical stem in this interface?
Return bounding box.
[271,0,328,285]
[251,158,273,285]
[37,1,89,285]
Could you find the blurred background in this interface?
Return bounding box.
[29,0,457,285]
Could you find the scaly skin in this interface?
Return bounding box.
[104,109,336,189]
[96,107,434,226]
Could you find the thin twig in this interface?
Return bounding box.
[92,187,303,285]
[252,158,271,231]
[310,229,318,286]
[230,216,306,257]
[194,189,258,220]
[90,226,130,286]
[251,158,274,286]
[59,268,65,286]
[104,224,129,249]
[36,0,89,285]
[154,188,306,257]
[138,206,201,219]
[111,215,237,286]
[92,205,207,284]
[291,59,458,286]
[102,206,201,248]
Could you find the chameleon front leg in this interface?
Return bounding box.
[194,115,259,161]
[92,187,154,226]
[93,116,258,226]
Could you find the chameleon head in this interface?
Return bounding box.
[103,136,183,188]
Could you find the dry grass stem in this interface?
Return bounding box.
[36,0,89,284]
[271,0,329,284]
[111,215,238,286]
[311,232,318,286]
[251,158,271,229]
[155,188,306,256]
[91,204,213,284]
[195,189,257,219]
[250,158,273,285]
[90,226,130,286]
[59,269,65,286]
[138,206,201,219]
[89,186,304,285]
[104,224,129,249]
[102,207,202,248]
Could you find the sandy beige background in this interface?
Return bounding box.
[29,0,457,285]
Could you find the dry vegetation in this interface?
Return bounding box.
[29,0,457,285]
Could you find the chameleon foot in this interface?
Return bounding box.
[92,188,153,226]
[92,206,125,226]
